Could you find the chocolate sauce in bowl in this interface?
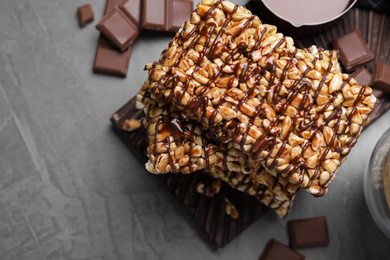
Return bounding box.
[262,0,350,26]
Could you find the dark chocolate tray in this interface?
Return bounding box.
[110,6,390,250]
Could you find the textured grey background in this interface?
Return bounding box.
[0,0,390,259]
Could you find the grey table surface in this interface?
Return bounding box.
[1,0,390,259]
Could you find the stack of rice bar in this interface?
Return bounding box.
[135,0,378,217]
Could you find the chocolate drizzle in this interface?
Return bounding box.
[143,0,377,201]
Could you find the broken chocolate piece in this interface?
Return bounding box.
[170,0,194,32]
[352,67,372,86]
[104,0,123,14]
[141,0,193,32]
[96,1,139,52]
[93,0,132,77]
[119,0,141,26]
[332,30,374,72]
[260,239,305,260]
[352,67,384,98]
[93,36,132,77]
[372,61,390,94]
[288,216,329,248]
[77,4,94,27]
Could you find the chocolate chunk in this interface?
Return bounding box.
[288,216,329,248]
[142,0,169,31]
[93,0,132,77]
[170,0,194,32]
[372,61,390,94]
[141,0,193,33]
[352,67,384,98]
[352,67,372,86]
[96,0,139,52]
[104,0,122,14]
[77,4,94,27]
[119,0,141,27]
[332,30,374,72]
[93,36,132,77]
[372,88,385,99]
[260,239,305,260]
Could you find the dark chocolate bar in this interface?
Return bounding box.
[260,239,305,260]
[288,216,329,248]
[332,30,374,72]
[96,1,140,52]
[110,97,267,249]
[93,0,132,77]
[77,4,94,27]
[141,0,193,33]
[372,61,390,94]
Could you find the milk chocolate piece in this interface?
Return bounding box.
[96,1,139,52]
[260,239,305,260]
[351,67,384,98]
[352,67,372,86]
[372,61,390,94]
[332,30,373,72]
[93,0,132,77]
[170,0,194,32]
[93,36,132,77]
[288,216,329,248]
[77,4,94,27]
[141,0,193,32]
[119,0,141,26]
[105,0,122,14]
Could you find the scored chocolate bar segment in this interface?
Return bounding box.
[119,0,141,26]
[77,4,94,27]
[96,4,139,52]
[142,0,169,31]
[104,0,123,14]
[372,61,390,94]
[110,96,267,249]
[332,30,374,72]
[141,0,193,33]
[288,216,329,248]
[260,239,305,260]
[170,0,194,32]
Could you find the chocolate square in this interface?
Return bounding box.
[332,30,374,72]
[96,6,139,51]
[372,61,390,94]
[77,4,94,27]
[352,67,372,86]
[142,0,169,31]
[119,0,141,27]
[260,239,305,260]
[104,0,123,14]
[93,36,132,77]
[288,216,329,248]
[170,0,194,32]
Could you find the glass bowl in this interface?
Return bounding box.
[364,127,390,239]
